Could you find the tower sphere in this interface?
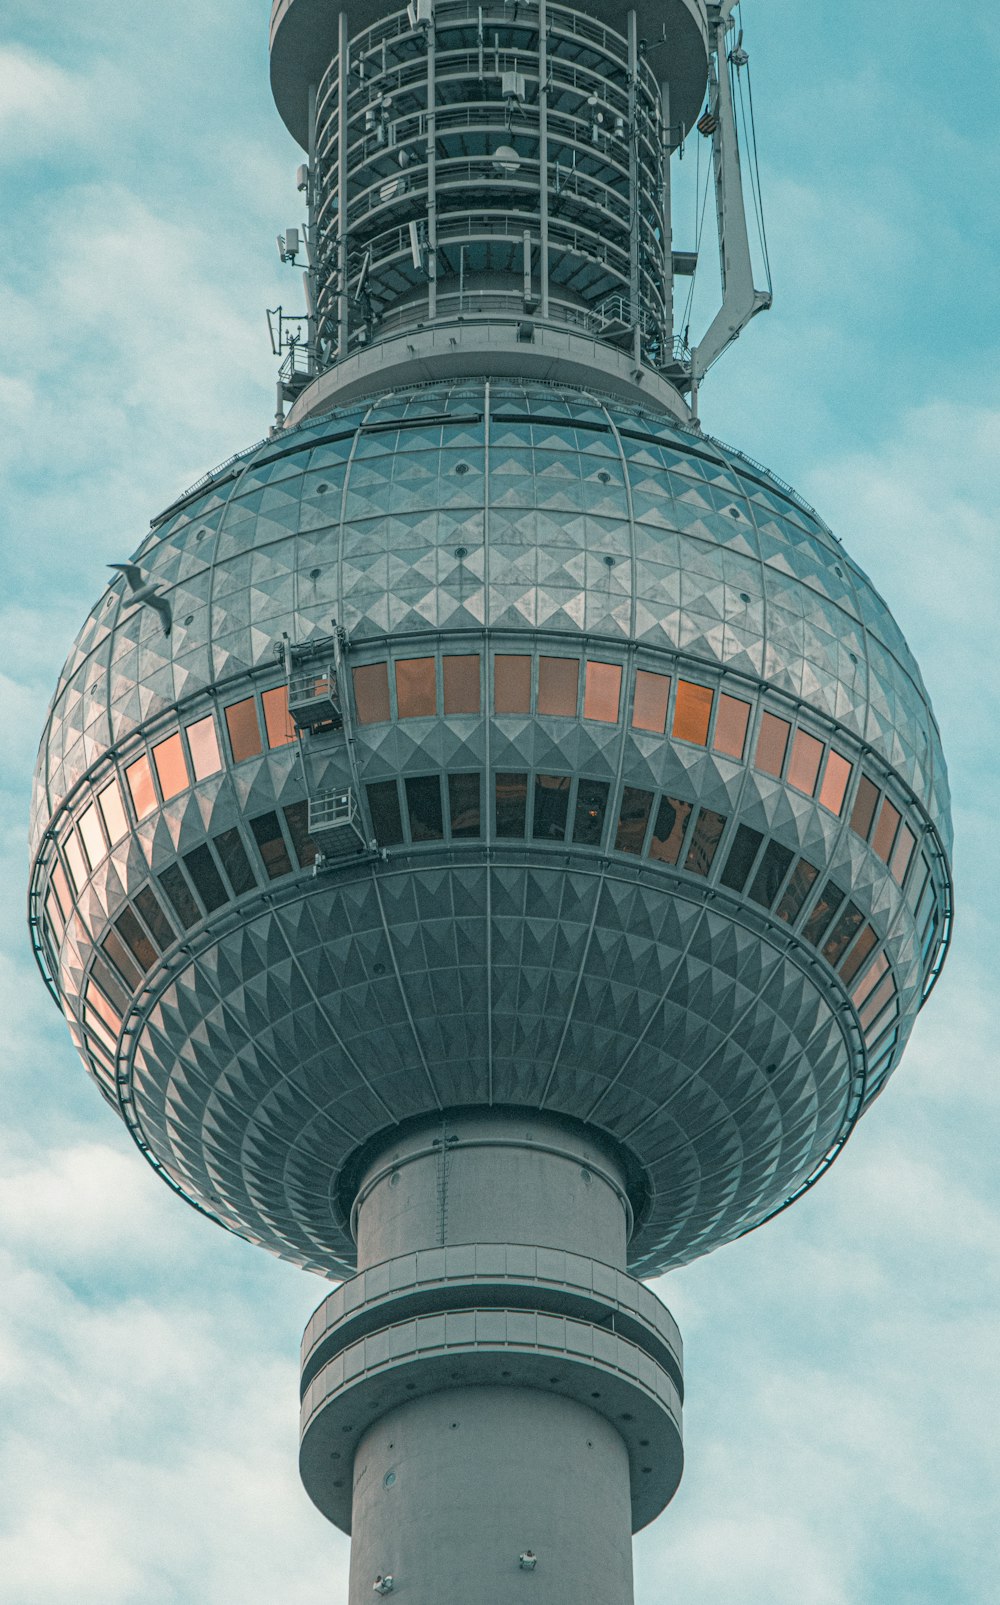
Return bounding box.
[29,380,952,1278]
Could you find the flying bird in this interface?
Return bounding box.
[108,562,172,636]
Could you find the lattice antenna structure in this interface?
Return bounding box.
[28,3,951,1603]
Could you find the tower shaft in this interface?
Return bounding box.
[299,1112,683,1602]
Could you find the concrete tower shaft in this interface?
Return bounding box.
[299,1112,683,1603]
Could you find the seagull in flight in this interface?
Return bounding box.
[108,562,172,636]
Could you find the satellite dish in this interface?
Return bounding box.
[380,176,405,202]
[492,144,520,174]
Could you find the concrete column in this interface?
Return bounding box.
[299,1112,683,1605]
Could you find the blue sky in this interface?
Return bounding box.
[1,2,997,1601]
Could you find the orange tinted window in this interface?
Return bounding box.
[852,949,888,1008]
[871,798,901,863]
[713,694,750,759]
[818,750,852,815]
[45,884,66,939]
[850,775,879,839]
[584,661,622,723]
[443,655,481,715]
[538,657,579,716]
[125,754,157,819]
[51,860,72,916]
[78,803,105,868]
[755,712,790,777]
[97,780,129,844]
[225,698,263,762]
[839,924,877,986]
[632,670,670,734]
[494,655,532,714]
[787,730,823,796]
[890,823,916,886]
[353,663,391,724]
[153,732,189,799]
[672,681,713,745]
[396,657,436,718]
[86,979,121,1035]
[262,685,296,748]
[186,715,222,780]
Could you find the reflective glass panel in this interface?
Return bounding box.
[100,928,142,989]
[448,773,481,838]
[283,802,318,868]
[839,924,877,986]
[802,881,846,946]
[573,779,610,845]
[262,685,296,748]
[97,780,129,844]
[125,753,157,819]
[152,732,189,800]
[631,670,670,734]
[78,803,105,869]
[615,787,654,854]
[186,714,222,781]
[871,798,901,864]
[775,858,819,924]
[533,775,571,841]
[713,695,751,760]
[114,907,157,971]
[354,663,391,724]
[755,712,790,777]
[134,885,175,949]
[405,775,444,840]
[860,972,896,1032]
[367,781,405,846]
[250,812,293,878]
[183,845,229,912]
[443,655,481,716]
[719,824,763,891]
[818,750,852,815]
[748,840,794,907]
[496,773,528,837]
[672,681,713,746]
[822,903,864,967]
[62,830,88,892]
[45,886,66,940]
[684,809,726,876]
[850,774,880,840]
[86,980,121,1037]
[51,860,72,917]
[157,864,201,930]
[584,661,622,723]
[213,827,258,893]
[396,658,436,718]
[225,698,263,762]
[649,795,692,865]
[90,951,129,1015]
[787,730,824,796]
[890,823,916,886]
[494,655,531,714]
[538,657,579,717]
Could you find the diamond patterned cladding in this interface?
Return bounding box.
[126,859,859,1276]
[29,382,951,1276]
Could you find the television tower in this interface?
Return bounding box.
[29,2,952,1601]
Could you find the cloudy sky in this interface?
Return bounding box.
[2,1,997,1601]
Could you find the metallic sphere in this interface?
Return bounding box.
[29,382,952,1276]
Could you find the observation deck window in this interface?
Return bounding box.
[850,775,880,841]
[97,779,129,844]
[839,924,877,987]
[615,787,653,854]
[51,860,72,919]
[801,881,846,948]
[153,732,189,801]
[283,801,319,868]
[62,828,88,893]
[134,884,175,949]
[538,657,579,718]
[685,809,727,877]
[672,681,713,747]
[354,663,392,725]
[584,661,622,724]
[251,812,294,879]
[443,655,481,716]
[448,773,482,838]
[787,730,823,797]
[157,863,201,930]
[405,774,445,840]
[713,695,751,760]
[573,779,610,845]
[748,840,794,907]
[649,796,692,866]
[367,781,406,846]
[754,712,790,778]
[890,824,916,887]
[78,802,106,870]
[533,775,571,841]
[262,685,296,749]
[213,827,258,895]
[113,907,157,972]
[225,697,264,763]
[496,772,529,837]
[495,655,532,715]
[183,845,229,913]
[871,798,901,865]
[818,749,852,815]
[125,753,157,820]
[101,927,142,989]
[631,670,670,734]
[822,903,864,968]
[775,859,818,925]
[186,714,222,781]
[396,658,437,719]
[719,824,763,891]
